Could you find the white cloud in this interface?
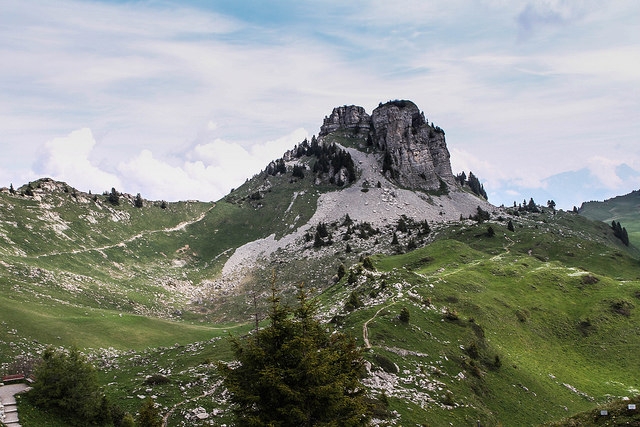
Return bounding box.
[36,128,121,193]
[586,156,624,190]
[118,128,309,201]
[3,0,640,208]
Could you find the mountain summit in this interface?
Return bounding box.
[214,100,494,298]
[320,100,455,191]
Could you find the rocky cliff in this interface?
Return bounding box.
[318,100,456,192]
[319,105,370,136]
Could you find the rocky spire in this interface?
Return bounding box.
[318,100,456,192]
[371,100,455,191]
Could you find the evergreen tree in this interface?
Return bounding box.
[417,220,431,237]
[292,164,305,179]
[316,222,329,238]
[467,172,487,199]
[507,219,515,232]
[472,206,490,223]
[313,231,324,248]
[134,193,143,208]
[406,238,417,251]
[345,291,362,312]
[622,227,630,246]
[28,347,110,426]
[9,183,15,194]
[612,221,630,246]
[396,216,408,233]
[108,187,120,206]
[136,397,162,427]
[399,307,410,324]
[219,285,370,426]
[120,413,135,427]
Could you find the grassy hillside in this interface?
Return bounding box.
[319,210,640,426]
[579,189,640,246]
[0,170,347,362]
[3,180,640,426]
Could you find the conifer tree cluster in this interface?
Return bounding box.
[265,137,357,186]
[511,198,540,214]
[265,158,287,176]
[611,220,630,246]
[294,137,357,186]
[455,171,487,200]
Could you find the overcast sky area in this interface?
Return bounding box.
[1,0,639,209]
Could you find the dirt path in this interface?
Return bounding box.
[363,299,396,349]
[36,208,212,259]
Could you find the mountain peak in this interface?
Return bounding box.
[318,100,455,192]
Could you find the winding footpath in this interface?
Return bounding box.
[35,207,212,259]
[0,383,29,427]
[362,299,396,349]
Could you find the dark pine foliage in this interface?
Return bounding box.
[292,164,306,179]
[472,206,491,223]
[611,220,630,246]
[266,158,287,176]
[280,137,357,186]
[219,285,371,427]
[107,187,120,206]
[27,347,114,426]
[456,171,487,200]
[467,172,487,200]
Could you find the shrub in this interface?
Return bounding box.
[144,374,170,386]
[345,291,363,311]
[373,354,398,374]
[399,307,410,324]
[362,256,375,270]
[28,347,113,426]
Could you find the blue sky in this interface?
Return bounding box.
[1,0,639,209]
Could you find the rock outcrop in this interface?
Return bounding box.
[319,105,371,136]
[318,100,456,192]
[371,100,455,191]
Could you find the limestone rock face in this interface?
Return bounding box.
[370,100,455,191]
[319,105,371,136]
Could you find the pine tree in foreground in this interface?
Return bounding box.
[219,283,371,427]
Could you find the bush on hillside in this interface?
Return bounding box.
[27,347,117,426]
[219,284,371,426]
